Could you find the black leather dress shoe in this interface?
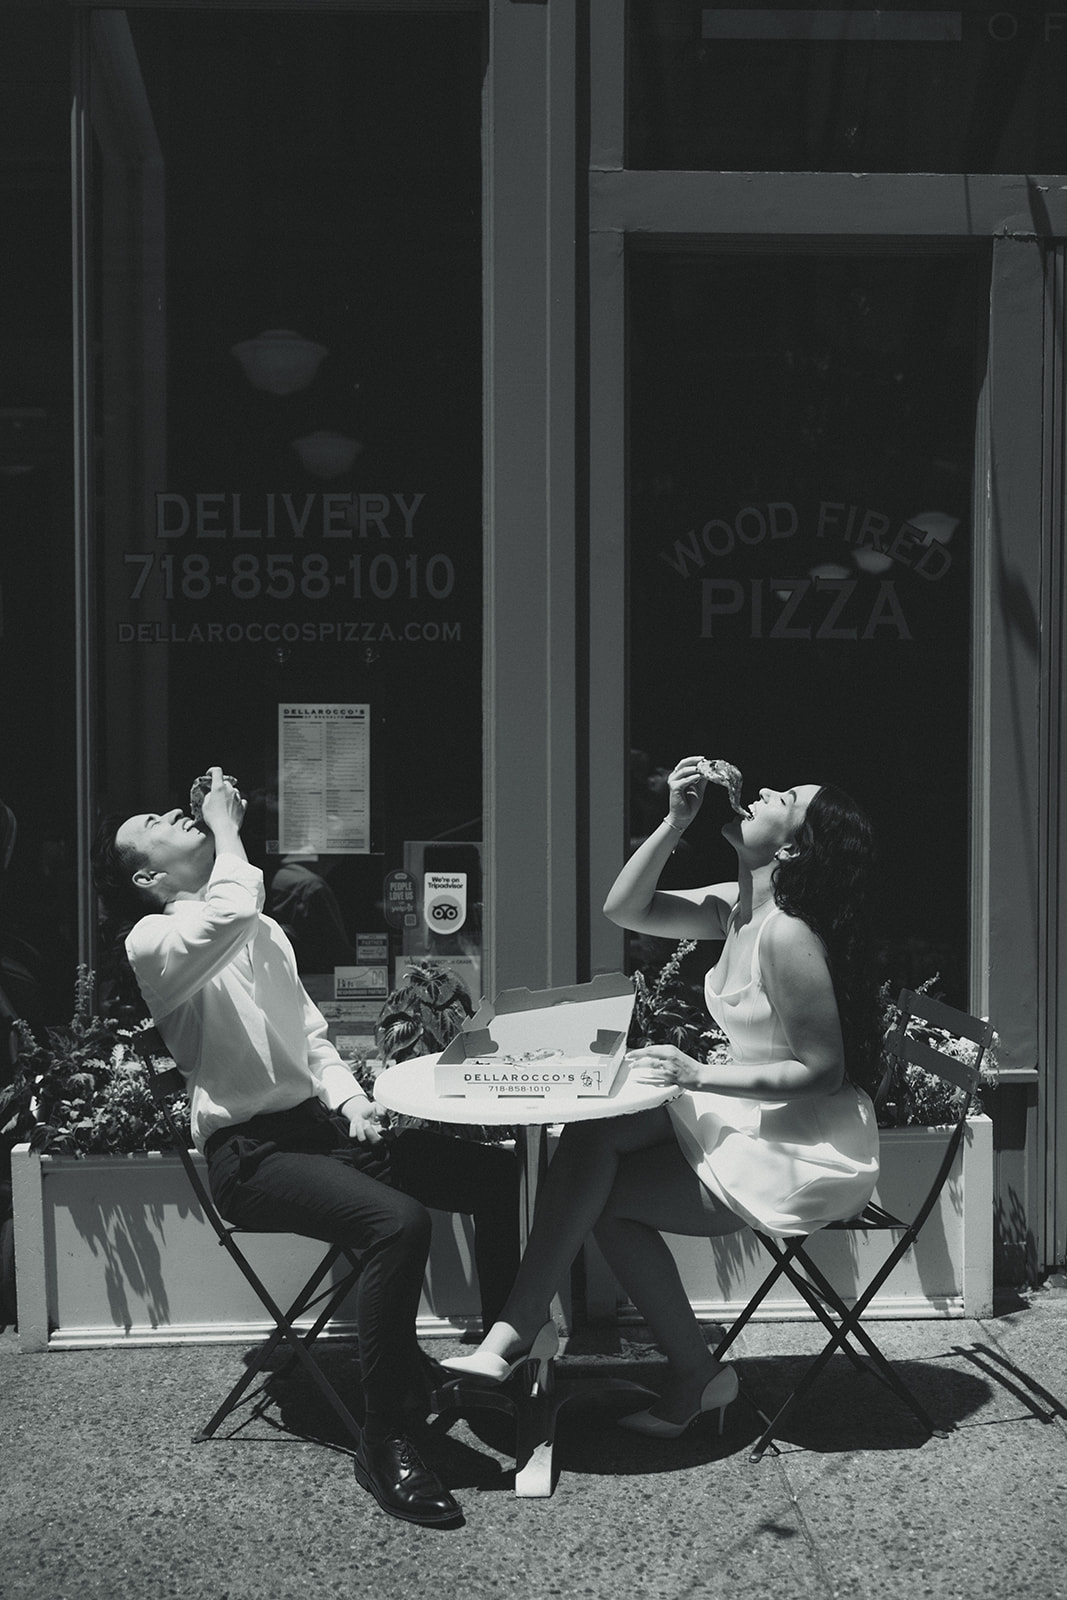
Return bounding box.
[353,1433,461,1527]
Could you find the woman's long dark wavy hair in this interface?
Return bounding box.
[772,784,880,1094]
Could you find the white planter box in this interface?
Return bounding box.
[11,1143,484,1352]
[586,1116,994,1323]
[12,1116,993,1351]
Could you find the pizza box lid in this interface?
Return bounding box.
[434,972,635,1097]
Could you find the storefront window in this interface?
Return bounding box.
[629,0,1067,172]
[91,9,484,1031]
[627,248,981,1001]
[0,8,76,1025]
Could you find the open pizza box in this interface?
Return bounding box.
[433,972,636,1099]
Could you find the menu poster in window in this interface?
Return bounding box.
[278,703,370,855]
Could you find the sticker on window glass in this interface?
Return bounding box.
[424,872,467,934]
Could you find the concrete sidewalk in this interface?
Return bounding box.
[2,1288,1066,1600]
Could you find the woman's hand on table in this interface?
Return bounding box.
[625,1044,703,1088]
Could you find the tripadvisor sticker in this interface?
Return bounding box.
[424,871,467,934]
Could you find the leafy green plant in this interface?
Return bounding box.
[0,967,190,1156]
[373,960,475,1067]
[629,939,729,1064]
[365,960,509,1142]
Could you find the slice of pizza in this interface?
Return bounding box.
[695,757,750,818]
[189,773,240,824]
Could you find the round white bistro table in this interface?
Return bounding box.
[374,1051,676,1236]
[374,1054,677,1496]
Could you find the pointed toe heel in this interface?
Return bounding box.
[617,1364,739,1438]
[439,1320,560,1387]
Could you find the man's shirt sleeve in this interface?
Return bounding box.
[302,988,371,1110]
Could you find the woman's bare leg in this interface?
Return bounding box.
[592,1139,745,1420]
[473,1107,678,1360]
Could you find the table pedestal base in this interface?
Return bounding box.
[432,1359,658,1497]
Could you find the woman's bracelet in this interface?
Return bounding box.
[664,816,687,835]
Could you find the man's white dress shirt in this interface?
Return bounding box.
[126,852,367,1151]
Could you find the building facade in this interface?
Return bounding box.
[2,0,1065,1284]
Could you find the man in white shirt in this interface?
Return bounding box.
[92,769,518,1528]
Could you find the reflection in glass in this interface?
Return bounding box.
[231,330,328,397]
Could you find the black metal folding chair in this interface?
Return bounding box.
[714,988,995,1462]
[133,1026,366,1452]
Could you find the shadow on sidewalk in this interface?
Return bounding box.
[950,1341,1067,1424]
[185,1344,1004,1486]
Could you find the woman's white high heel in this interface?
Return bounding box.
[617,1363,739,1438]
[439,1320,560,1386]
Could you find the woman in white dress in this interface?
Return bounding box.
[442,758,880,1436]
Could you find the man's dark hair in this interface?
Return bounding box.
[91,814,152,939]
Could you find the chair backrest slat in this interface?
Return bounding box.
[899,1034,979,1095]
[886,989,994,1100]
[898,989,992,1045]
